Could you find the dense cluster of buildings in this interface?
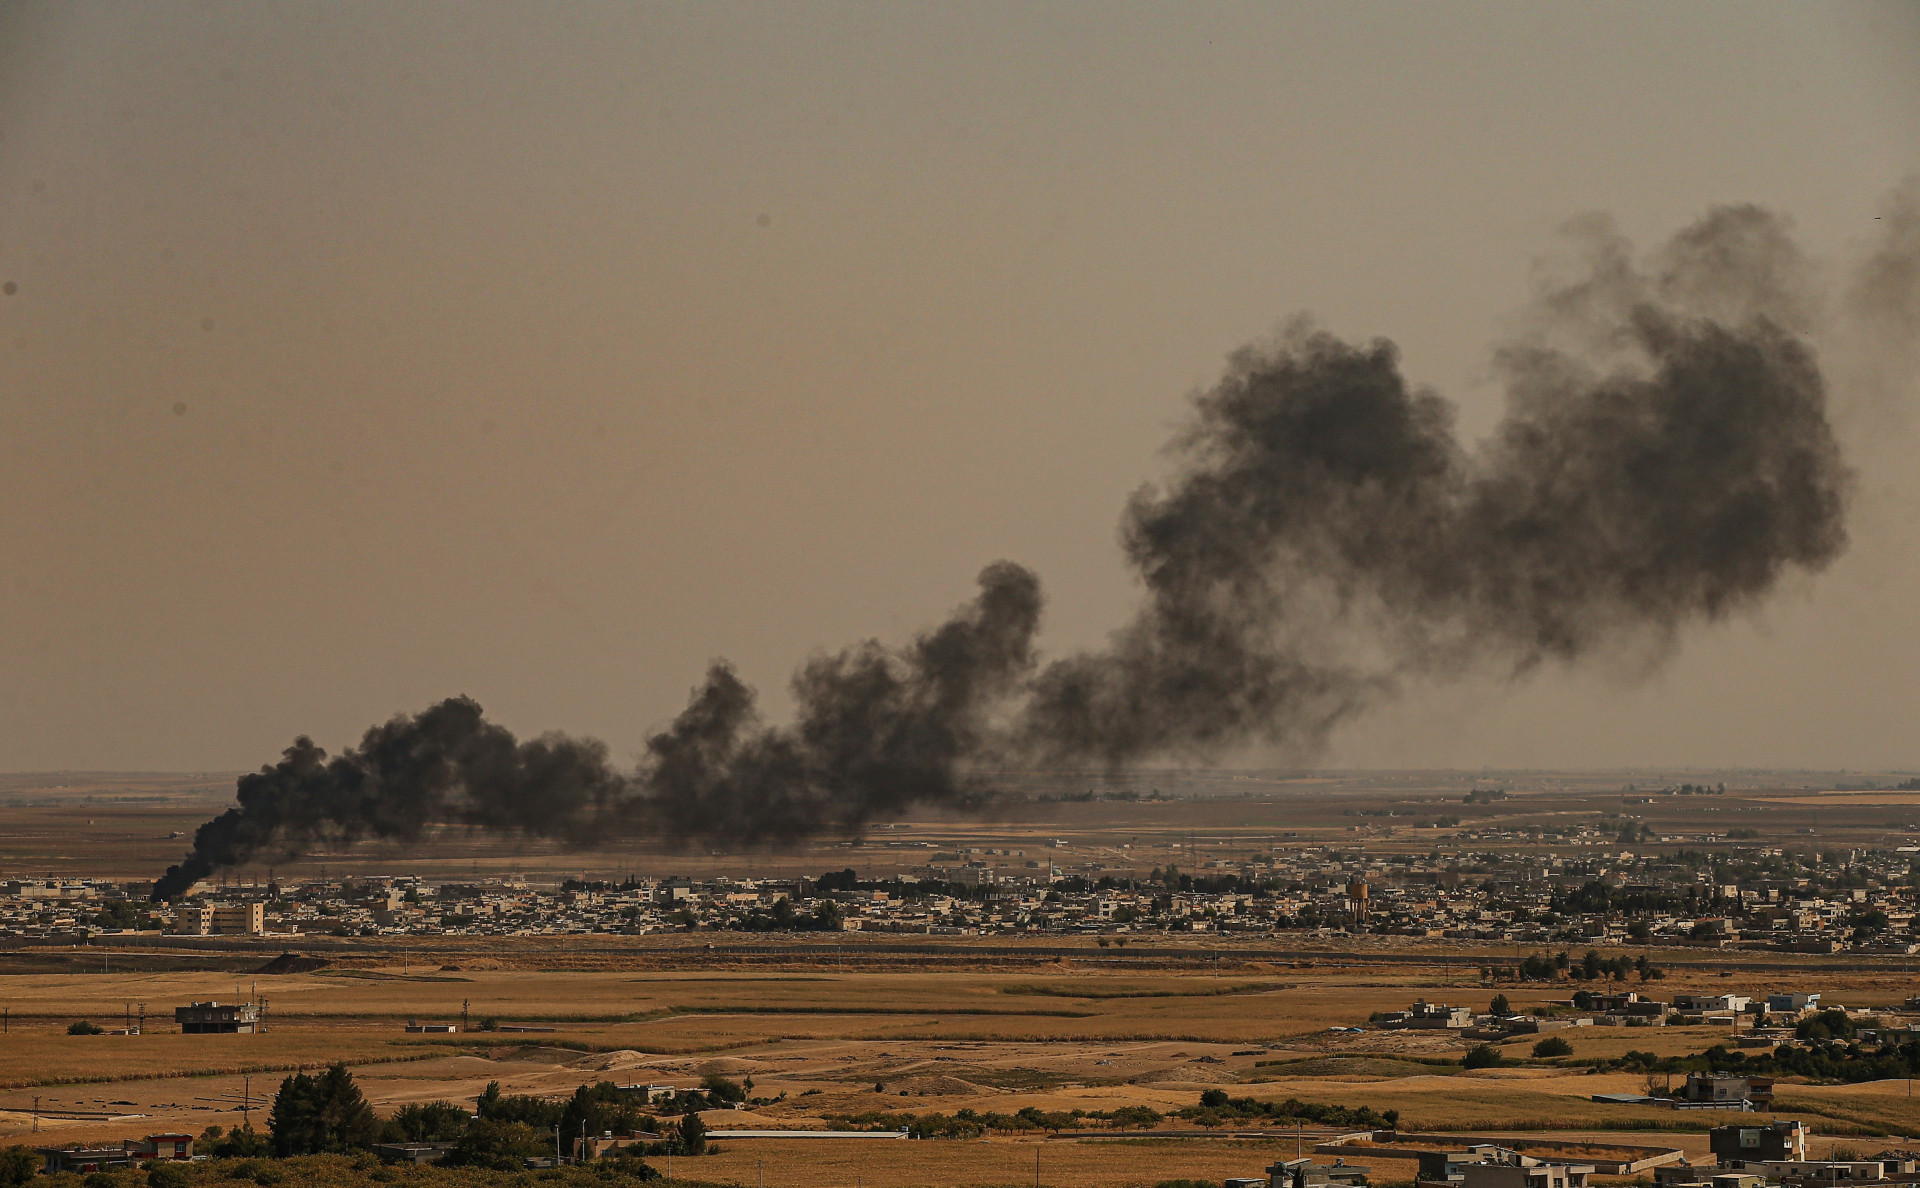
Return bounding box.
[4,838,1915,952]
[1291,1123,1920,1188]
[1373,988,1917,1050]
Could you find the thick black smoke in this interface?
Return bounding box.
[154,202,1896,900]
[153,562,1041,899]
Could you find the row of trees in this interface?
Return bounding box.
[824,1104,1164,1138]
[1180,1090,1397,1129]
[1488,950,1664,983]
[247,1065,728,1167]
[1590,1038,1920,1084]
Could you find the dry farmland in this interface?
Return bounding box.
[2,953,1916,1187]
[5,769,1920,1187]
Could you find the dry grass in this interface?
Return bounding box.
[2,962,1912,1153]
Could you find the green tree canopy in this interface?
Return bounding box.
[382,1100,470,1143]
[269,1064,378,1156]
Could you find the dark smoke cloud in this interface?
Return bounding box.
[155,202,1887,899]
[153,562,1040,898]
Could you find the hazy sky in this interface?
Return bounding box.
[1,3,1916,774]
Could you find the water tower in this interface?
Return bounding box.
[1346,878,1370,932]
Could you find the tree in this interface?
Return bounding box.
[1532,1037,1573,1058]
[68,1020,104,1035]
[207,1125,272,1159]
[1489,994,1511,1016]
[678,1113,707,1156]
[0,1147,40,1188]
[147,1163,190,1188]
[444,1119,550,1170]
[270,1063,379,1156]
[1109,1106,1162,1130]
[383,1100,470,1143]
[1796,1009,1856,1042]
[701,1074,745,1104]
[1463,1045,1504,1069]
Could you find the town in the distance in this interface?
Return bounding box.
[2,771,1917,1188]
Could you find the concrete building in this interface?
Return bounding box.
[38,1145,137,1175]
[129,1134,194,1160]
[1711,1121,1808,1165]
[175,1000,259,1034]
[1742,1162,1889,1183]
[575,1132,664,1161]
[170,902,263,935]
[1460,1163,1592,1188]
[1378,999,1473,1029]
[213,903,265,935]
[1681,1073,1774,1108]
[1269,1159,1371,1188]
[40,1134,192,1174]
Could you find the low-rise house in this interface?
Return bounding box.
[40,1134,192,1175]
[129,1133,195,1160]
[1378,1000,1473,1029]
[1711,1121,1808,1165]
[39,1145,137,1175]
[373,1142,455,1165]
[575,1132,663,1161]
[1681,1073,1774,1109]
[1460,1161,1592,1188]
[175,1000,259,1034]
[1268,1158,1371,1188]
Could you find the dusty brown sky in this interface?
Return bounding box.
[0,3,1916,773]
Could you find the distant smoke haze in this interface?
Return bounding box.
[152,198,1912,901]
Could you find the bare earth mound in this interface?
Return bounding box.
[256,951,332,975]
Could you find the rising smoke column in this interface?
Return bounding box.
[154,201,1892,899]
[151,561,1040,899]
[1022,204,1852,763]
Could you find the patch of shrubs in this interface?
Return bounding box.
[1179,1092,1395,1129]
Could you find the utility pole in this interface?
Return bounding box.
[463,999,470,1031]
[243,1076,251,1128]
[33,1096,40,1132]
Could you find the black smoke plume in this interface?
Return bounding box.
[154,202,1897,900]
[153,562,1041,899]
